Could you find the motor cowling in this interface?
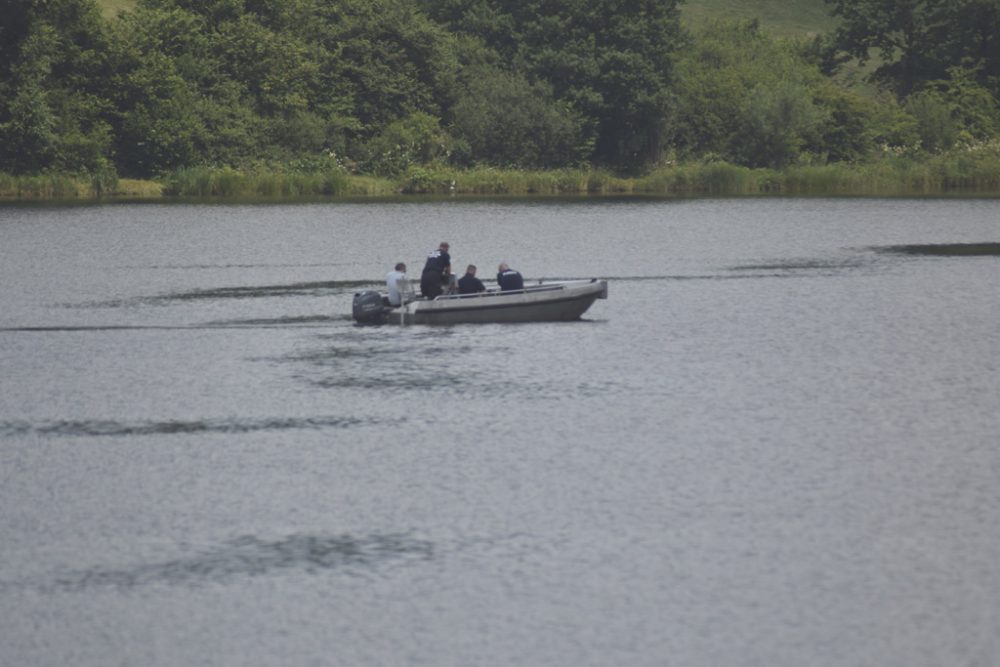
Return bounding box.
[352,290,387,324]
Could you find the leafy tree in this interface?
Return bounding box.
[944,0,1000,98]
[905,66,1000,150]
[0,0,114,174]
[102,0,460,174]
[306,0,459,139]
[0,1,33,83]
[904,90,958,151]
[422,0,684,170]
[359,111,451,176]
[511,0,683,169]
[675,22,819,166]
[825,0,1000,98]
[734,82,828,168]
[936,66,1000,141]
[104,5,261,174]
[449,65,590,168]
[825,0,946,95]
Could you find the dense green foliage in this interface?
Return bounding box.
[419,0,684,169]
[0,0,115,175]
[825,0,1000,97]
[822,0,1000,151]
[1,0,998,184]
[674,20,862,167]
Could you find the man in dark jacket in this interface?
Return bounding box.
[420,242,451,299]
[497,262,524,291]
[458,264,486,294]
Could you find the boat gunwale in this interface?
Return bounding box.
[427,282,567,302]
[410,289,601,317]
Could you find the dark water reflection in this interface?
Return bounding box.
[729,257,872,272]
[2,198,1000,667]
[21,533,434,592]
[0,415,385,438]
[74,279,374,309]
[299,338,480,391]
[876,242,1000,256]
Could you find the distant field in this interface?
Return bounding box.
[97,0,134,17]
[682,0,836,37]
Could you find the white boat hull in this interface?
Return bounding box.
[386,279,607,325]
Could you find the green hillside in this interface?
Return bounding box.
[10,0,1000,196]
[97,0,836,36]
[682,0,837,37]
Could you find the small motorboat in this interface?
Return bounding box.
[353,278,608,325]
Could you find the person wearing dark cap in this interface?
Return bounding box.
[420,242,451,299]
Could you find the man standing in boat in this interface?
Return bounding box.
[421,242,451,299]
[497,262,524,291]
[458,264,486,294]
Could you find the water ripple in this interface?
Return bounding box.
[289,340,478,391]
[67,280,377,308]
[0,317,341,333]
[18,533,434,592]
[124,262,340,270]
[0,416,393,438]
[729,257,869,272]
[153,280,374,301]
[202,315,340,327]
[312,370,469,391]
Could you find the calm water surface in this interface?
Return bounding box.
[1,197,999,666]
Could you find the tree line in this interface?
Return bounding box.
[1,0,998,180]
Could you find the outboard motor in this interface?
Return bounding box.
[352,290,387,324]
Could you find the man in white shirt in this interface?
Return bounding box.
[385,262,407,306]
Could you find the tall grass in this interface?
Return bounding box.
[6,148,1000,200]
[0,172,153,198]
[635,145,1000,196]
[161,166,361,197]
[397,166,635,195]
[0,173,87,198]
[639,162,777,195]
[114,179,164,197]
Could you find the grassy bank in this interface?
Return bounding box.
[637,151,1000,196]
[159,166,380,197]
[4,146,1000,201]
[0,172,163,199]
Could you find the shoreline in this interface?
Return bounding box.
[4,158,1000,201]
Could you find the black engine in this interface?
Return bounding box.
[352,291,388,324]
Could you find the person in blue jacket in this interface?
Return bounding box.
[458,264,486,294]
[496,262,524,291]
[420,242,451,299]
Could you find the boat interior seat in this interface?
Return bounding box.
[395,278,420,304]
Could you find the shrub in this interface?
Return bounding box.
[359,112,452,177]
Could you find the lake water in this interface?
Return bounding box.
[1,196,999,666]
